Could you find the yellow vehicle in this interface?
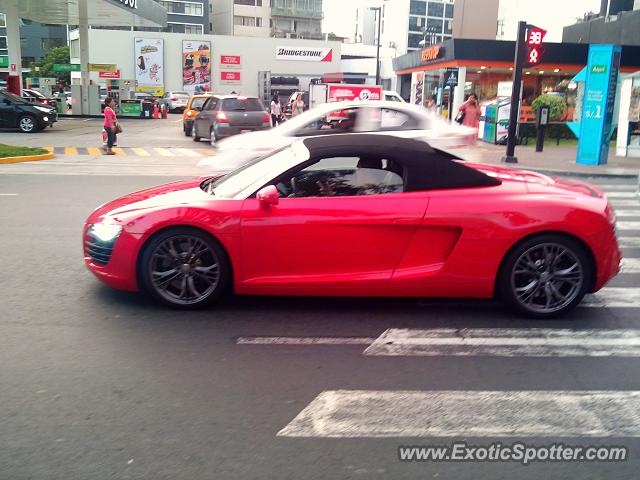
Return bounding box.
[183,94,211,136]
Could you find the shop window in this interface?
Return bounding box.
[445,3,454,18]
[426,18,443,32]
[256,17,262,27]
[183,23,203,34]
[410,0,427,15]
[408,33,423,49]
[443,19,452,35]
[427,2,444,17]
[408,16,424,31]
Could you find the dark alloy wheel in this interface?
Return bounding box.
[498,234,592,318]
[140,228,230,309]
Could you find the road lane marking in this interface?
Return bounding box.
[597,184,638,191]
[131,147,151,157]
[64,147,78,156]
[619,237,640,248]
[199,148,217,155]
[607,192,637,198]
[43,146,54,153]
[622,258,640,273]
[277,390,640,438]
[614,210,640,217]
[617,221,640,230]
[87,147,103,156]
[154,147,175,157]
[175,148,202,157]
[611,200,640,207]
[364,328,640,357]
[111,147,126,156]
[0,193,18,196]
[238,336,376,345]
[583,287,640,308]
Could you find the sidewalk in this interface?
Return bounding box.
[456,144,640,178]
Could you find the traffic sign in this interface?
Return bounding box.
[53,64,81,72]
[524,25,546,66]
[444,68,459,87]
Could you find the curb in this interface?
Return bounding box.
[516,166,639,179]
[0,152,55,164]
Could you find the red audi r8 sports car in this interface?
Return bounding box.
[84,135,621,318]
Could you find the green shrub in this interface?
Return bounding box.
[531,94,567,121]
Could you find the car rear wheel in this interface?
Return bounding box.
[192,123,201,142]
[184,124,192,137]
[18,115,38,133]
[498,234,592,319]
[139,227,230,309]
[210,127,217,146]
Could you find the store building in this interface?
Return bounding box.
[393,38,640,121]
[69,28,341,103]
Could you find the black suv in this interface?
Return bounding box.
[0,89,57,133]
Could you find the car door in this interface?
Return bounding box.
[194,96,217,136]
[0,93,18,127]
[239,154,429,289]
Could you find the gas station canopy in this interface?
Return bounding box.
[0,0,167,27]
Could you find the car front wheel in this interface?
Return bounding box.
[498,234,592,319]
[18,115,38,133]
[139,227,230,309]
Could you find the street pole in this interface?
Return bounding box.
[375,7,381,86]
[502,20,527,164]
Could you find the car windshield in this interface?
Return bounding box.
[221,98,263,111]
[211,143,308,199]
[190,97,208,110]
[29,90,46,98]
[1,91,29,104]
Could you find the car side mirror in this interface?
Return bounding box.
[257,185,279,207]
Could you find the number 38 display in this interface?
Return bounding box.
[524,26,546,66]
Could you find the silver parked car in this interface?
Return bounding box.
[158,91,190,112]
[192,95,271,146]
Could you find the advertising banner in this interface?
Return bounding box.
[134,37,164,96]
[220,71,241,83]
[99,70,121,79]
[576,44,621,165]
[183,40,211,93]
[220,55,241,68]
[327,84,382,102]
[275,46,333,62]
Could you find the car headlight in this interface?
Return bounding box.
[43,116,49,122]
[89,223,122,242]
[34,105,50,113]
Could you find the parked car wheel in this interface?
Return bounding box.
[139,227,230,309]
[210,128,217,146]
[18,115,38,133]
[497,234,593,319]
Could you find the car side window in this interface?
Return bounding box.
[273,155,404,198]
[206,98,218,111]
[293,107,361,136]
[358,107,419,131]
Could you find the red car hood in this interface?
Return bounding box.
[87,176,221,224]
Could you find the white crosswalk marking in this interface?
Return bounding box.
[596,184,638,191]
[606,192,637,198]
[617,221,640,230]
[583,287,640,307]
[614,210,640,217]
[238,337,375,345]
[364,328,640,357]
[277,390,640,438]
[622,257,640,273]
[619,236,640,248]
[612,200,640,207]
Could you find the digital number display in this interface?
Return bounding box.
[524,26,546,66]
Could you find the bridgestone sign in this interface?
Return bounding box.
[275,46,333,62]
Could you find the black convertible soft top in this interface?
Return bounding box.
[301,134,501,191]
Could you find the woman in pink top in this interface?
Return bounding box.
[458,93,481,144]
[103,97,117,155]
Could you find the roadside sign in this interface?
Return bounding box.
[0,56,8,68]
[444,68,459,87]
[53,64,81,72]
[220,71,241,83]
[99,70,121,79]
[89,63,117,72]
[220,55,241,69]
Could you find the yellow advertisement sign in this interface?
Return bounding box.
[89,63,117,72]
[136,85,164,96]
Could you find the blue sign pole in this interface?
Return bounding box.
[576,44,621,165]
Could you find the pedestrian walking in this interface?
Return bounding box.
[456,93,480,144]
[291,92,305,117]
[103,97,118,155]
[270,94,282,126]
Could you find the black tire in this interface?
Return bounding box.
[18,115,38,133]
[139,227,231,309]
[210,127,217,146]
[184,125,192,137]
[497,233,593,319]
[192,123,201,142]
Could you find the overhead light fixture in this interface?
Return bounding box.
[476,70,482,73]
[553,68,560,72]
[481,66,487,69]
[539,70,544,74]
[509,67,513,71]
[525,71,531,75]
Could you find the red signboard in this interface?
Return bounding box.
[524,26,546,66]
[99,70,121,79]
[327,84,382,102]
[220,55,241,66]
[220,71,241,82]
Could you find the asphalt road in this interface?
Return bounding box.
[1,164,640,478]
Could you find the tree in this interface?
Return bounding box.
[30,46,71,84]
[531,94,567,121]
